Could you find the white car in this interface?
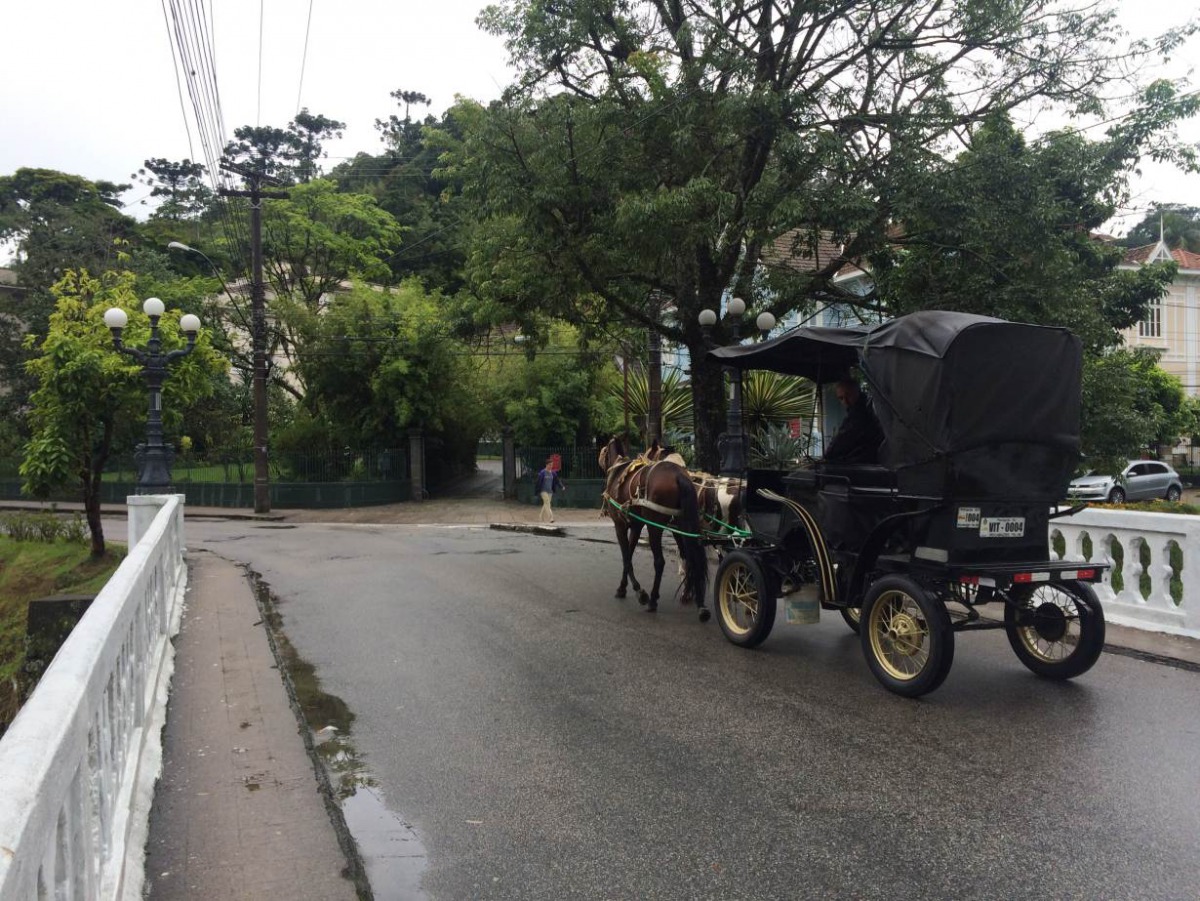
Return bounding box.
[1067,460,1184,504]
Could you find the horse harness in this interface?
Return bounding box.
[602,456,684,518]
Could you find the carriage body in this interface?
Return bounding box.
[707,311,1107,697]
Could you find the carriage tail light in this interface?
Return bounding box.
[1059,569,1096,581]
[1013,572,1051,584]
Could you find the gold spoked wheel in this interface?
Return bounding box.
[868,596,929,678]
[715,550,777,648]
[1004,581,1105,679]
[860,575,954,697]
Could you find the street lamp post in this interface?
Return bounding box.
[698,298,776,475]
[104,298,201,494]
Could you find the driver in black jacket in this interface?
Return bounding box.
[824,379,883,464]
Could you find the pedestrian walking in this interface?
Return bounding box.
[534,458,566,523]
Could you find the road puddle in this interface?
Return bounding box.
[250,569,428,901]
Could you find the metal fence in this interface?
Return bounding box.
[100,447,408,485]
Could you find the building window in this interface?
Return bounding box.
[1139,300,1162,338]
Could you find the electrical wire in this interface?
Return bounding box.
[296,0,314,116]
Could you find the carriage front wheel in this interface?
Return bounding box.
[1004,580,1105,680]
[860,575,955,697]
[715,551,777,648]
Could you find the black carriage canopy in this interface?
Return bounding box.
[709,311,1082,496]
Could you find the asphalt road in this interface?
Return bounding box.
[185,519,1200,901]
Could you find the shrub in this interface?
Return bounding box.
[0,512,90,544]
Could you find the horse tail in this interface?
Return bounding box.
[675,468,710,608]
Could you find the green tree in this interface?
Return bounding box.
[1079,348,1188,476]
[1122,203,1200,254]
[451,0,1196,470]
[255,179,404,397]
[0,169,139,409]
[871,114,1186,350]
[482,322,621,446]
[287,280,490,479]
[332,92,467,292]
[21,269,225,555]
[130,158,213,222]
[222,109,346,184]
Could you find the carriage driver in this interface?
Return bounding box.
[823,378,884,464]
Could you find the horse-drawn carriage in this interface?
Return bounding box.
[702,310,1107,697]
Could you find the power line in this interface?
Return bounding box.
[296,0,314,116]
[159,0,196,165]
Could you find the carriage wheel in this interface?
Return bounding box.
[840,606,862,634]
[1004,581,1105,680]
[860,576,954,697]
[715,551,777,648]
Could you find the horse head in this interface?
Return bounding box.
[598,436,626,473]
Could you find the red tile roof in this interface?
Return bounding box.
[1123,243,1200,270]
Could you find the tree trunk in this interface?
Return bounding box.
[690,344,725,474]
[84,477,106,557]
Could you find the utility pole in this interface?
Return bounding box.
[219,163,288,513]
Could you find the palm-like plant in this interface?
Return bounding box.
[742,371,816,438]
[751,423,814,468]
[608,363,694,438]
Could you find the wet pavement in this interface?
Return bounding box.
[176,517,1200,900]
[4,473,1200,899]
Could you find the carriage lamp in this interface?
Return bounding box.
[104,298,202,494]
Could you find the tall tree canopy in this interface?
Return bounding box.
[451,0,1197,469]
[1122,203,1200,253]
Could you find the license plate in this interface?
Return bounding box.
[980,517,1025,538]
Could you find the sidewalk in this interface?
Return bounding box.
[143,553,360,900]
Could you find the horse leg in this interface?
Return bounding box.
[627,521,648,605]
[646,526,666,612]
[612,519,632,599]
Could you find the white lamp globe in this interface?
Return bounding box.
[143,297,166,318]
[698,309,718,327]
[180,314,201,334]
[728,296,746,317]
[756,312,776,332]
[104,308,128,329]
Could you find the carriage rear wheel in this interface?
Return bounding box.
[840,607,862,634]
[860,575,955,697]
[1004,580,1105,679]
[715,551,777,648]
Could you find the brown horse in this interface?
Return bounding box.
[598,437,710,619]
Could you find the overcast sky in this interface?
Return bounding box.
[1,0,1197,252]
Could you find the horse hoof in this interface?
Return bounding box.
[698,608,711,623]
[646,603,657,613]
[638,591,650,606]
[615,588,626,599]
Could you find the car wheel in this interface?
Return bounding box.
[1107,486,1125,504]
[714,550,777,648]
[1166,484,1182,502]
[860,575,954,697]
[1004,581,1105,680]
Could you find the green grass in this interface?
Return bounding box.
[0,538,123,732]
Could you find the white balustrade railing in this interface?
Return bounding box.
[1052,506,1200,640]
[0,496,187,901]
